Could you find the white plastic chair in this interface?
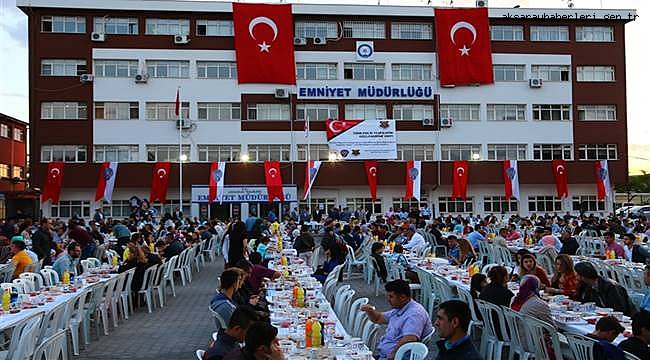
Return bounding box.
[475,299,508,359]
[345,245,366,279]
[36,300,68,346]
[209,305,228,331]
[501,306,533,360]
[334,289,355,319]
[80,259,92,274]
[332,284,351,309]
[105,249,120,266]
[12,278,36,293]
[67,288,91,356]
[421,329,436,348]
[346,297,368,333]
[394,342,429,360]
[1,281,24,294]
[98,277,118,335]
[31,329,68,360]
[2,312,43,360]
[39,268,60,286]
[565,333,597,360]
[164,255,179,297]
[523,316,563,360]
[119,268,136,319]
[86,257,101,268]
[151,261,167,308]
[172,249,189,286]
[624,351,642,360]
[110,272,127,326]
[195,349,205,360]
[137,265,159,313]
[19,272,43,290]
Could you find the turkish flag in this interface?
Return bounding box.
[208,162,226,203]
[364,160,378,202]
[325,119,363,141]
[150,162,171,203]
[41,162,64,204]
[594,160,612,200]
[451,161,468,200]
[174,88,180,117]
[264,161,284,203]
[434,7,494,86]
[233,3,296,84]
[552,160,569,198]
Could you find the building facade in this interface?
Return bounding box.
[0,113,28,218]
[18,0,634,220]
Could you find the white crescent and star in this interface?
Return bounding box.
[369,166,377,176]
[456,167,465,176]
[268,168,278,178]
[51,168,60,177]
[450,21,477,56]
[556,165,565,174]
[248,16,278,53]
[328,120,348,134]
[157,168,167,178]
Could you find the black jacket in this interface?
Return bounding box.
[479,282,514,307]
[630,244,650,264]
[575,277,634,315]
[31,228,54,261]
[560,237,580,255]
[436,337,482,360]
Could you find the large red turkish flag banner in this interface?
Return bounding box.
[451,161,469,200]
[150,162,171,203]
[434,7,494,86]
[233,3,296,84]
[42,162,64,204]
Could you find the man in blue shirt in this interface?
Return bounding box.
[435,300,481,360]
[467,228,486,249]
[641,265,650,311]
[204,306,258,360]
[361,280,433,360]
[210,269,242,331]
[52,242,81,278]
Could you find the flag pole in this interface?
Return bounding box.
[306,116,311,216]
[178,86,183,220]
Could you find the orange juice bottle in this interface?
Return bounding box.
[305,318,313,347]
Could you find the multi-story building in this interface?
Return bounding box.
[18,0,634,220]
[0,113,28,218]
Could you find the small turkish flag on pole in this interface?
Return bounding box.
[451,161,469,200]
[264,161,284,203]
[174,88,180,117]
[552,160,569,198]
[434,7,494,86]
[233,3,296,84]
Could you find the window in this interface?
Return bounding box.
[151,200,190,218]
[578,144,617,160]
[247,145,291,162]
[439,104,480,122]
[146,145,191,162]
[487,144,527,160]
[145,18,189,35]
[572,195,605,212]
[94,60,139,77]
[146,60,190,78]
[533,144,573,160]
[576,26,614,42]
[296,63,337,80]
[577,66,615,82]
[93,17,138,34]
[440,144,482,161]
[390,22,432,40]
[532,104,571,121]
[484,196,518,213]
[41,59,86,76]
[530,65,570,82]
[530,26,569,41]
[391,64,432,81]
[487,104,526,121]
[296,104,338,122]
[12,166,23,179]
[102,200,132,218]
[493,65,525,81]
[297,144,331,161]
[13,129,23,142]
[345,104,386,120]
[438,197,473,213]
[196,61,237,79]
[344,63,384,80]
[197,145,241,162]
[196,20,233,36]
[145,102,189,120]
[528,196,562,212]
[0,124,8,137]
[294,21,338,39]
[94,102,139,120]
[490,25,524,41]
[41,102,87,120]
[346,198,381,214]
[41,16,85,33]
[343,21,385,39]
[247,104,290,121]
[577,105,616,121]
[0,164,7,178]
[299,198,336,213]
[393,197,429,211]
[396,144,435,161]
[93,145,139,162]
[41,145,87,163]
[197,103,241,121]
[50,201,91,218]
[393,105,433,121]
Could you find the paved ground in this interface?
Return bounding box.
[81,258,223,360]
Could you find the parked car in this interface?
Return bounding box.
[628,205,650,218]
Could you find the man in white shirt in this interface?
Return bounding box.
[404,225,426,251]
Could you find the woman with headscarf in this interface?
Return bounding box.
[511,275,554,325]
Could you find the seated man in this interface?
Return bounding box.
[361,279,433,360]
[435,300,481,360]
[574,262,633,315]
[586,316,625,360]
[403,225,425,251]
[223,321,284,360]
[247,252,281,295]
[9,238,32,279]
[204,306,258,360]
[210,269,243,331]
[618,310,650,359]
[52,242,81,278]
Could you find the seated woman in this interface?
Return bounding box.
[457,238,477,267]
[370,242,388,282]
[511,248,532,282]
[518,253,551,288]
[118,241,158,292]
[470,273,487,300]
[511,275,554,325]
[545,254,578,297]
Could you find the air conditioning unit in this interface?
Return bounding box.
[440,118,453,128]
[91,32,105,42]
[422,118,434,126]
[313,37,327,45]
[134,73,149,84]
[294,37,307,46]
[476,0,488,7]
[529,78,543,88]
[79,74,94,83]
[274,88,289,99]
[174,35,190,44]
[176,119,191,129]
